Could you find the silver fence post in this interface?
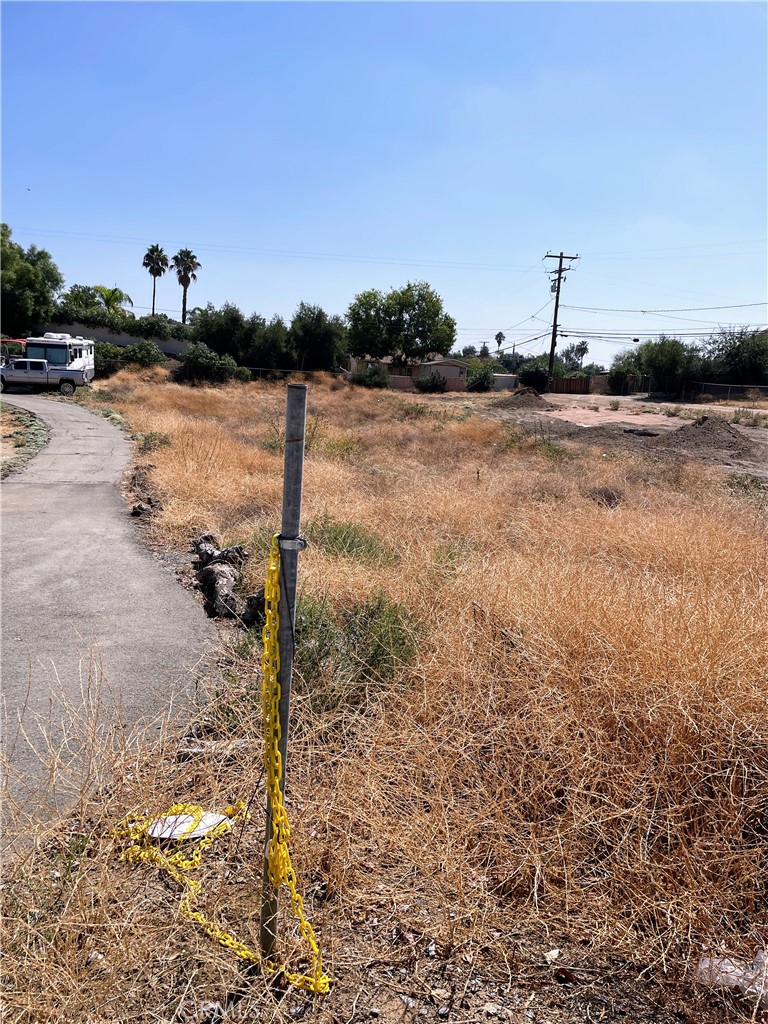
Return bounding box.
[260,383,307,959]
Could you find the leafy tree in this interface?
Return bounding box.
[190,303,295,369]
[638,336,702,395]
[170,248,201,324]
[559,343,582,373]
[479,342,490,359]
[58,284,102,317]
[518,354,564,392]
[608,348,644,394]
[498,351,525,373]
[460,345,478,359]
[1,223,64,336]
[94,285,134,315]
[121,339,166,367]
[261,315,293,369]
[703,327,768,385]
[495,331,505,354]
[142,244,169,316]
[289,302,347,371]
[347,281,456,367]
[558,340,591,373]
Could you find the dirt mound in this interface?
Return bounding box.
[649,415,757,457]
[559,423,648,446]
[494,387,555,411]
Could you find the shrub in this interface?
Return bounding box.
[176,342,242,384]
[294,591,419,718]
[94,341,124,378]
[121,339,166,368]
[305,515,394,566]
[467,363,496,392]
[350,363,389,388]
[518,365,549,392]
[413,371,448,394]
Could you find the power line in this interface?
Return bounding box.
[562,301,765,313]
[581,238,766,255]
[12,225,540,274]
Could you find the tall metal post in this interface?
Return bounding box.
[260,383,307,957]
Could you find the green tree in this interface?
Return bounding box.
[518,354,564,392]
[1,223,64,336]
[704,327,768,385]
[170,248,201,324]
[495,331,505,355]
[638,335,702,395]
[289,302,347,371]
[479,342,490,359]
[58,284,102,316]
[94,285,134,315]
[608,348,643,394]
[142,244,169,316]
[347,281,456,367]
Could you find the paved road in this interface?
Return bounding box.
[1,395,218,811]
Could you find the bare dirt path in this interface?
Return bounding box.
[0,395,218,812]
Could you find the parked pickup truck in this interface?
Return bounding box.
[0,358,89,396]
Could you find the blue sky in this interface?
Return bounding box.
[2,1,766,367]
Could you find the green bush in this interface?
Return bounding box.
[294,591,419,718]
[305,515,395,566]
[467,363,496,392]
[94,341,124,378]
[413,370,447,393]
[121,339,166,367]
[177,342,243,384]
[350,362,389,388]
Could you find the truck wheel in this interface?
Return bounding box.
[59,381,75,397]
[0,376,5,392]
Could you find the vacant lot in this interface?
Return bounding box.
[3,370,766,1024]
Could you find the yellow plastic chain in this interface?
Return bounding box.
[114,533,329,994]
[261,533,330,993]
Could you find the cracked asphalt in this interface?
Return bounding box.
[1,395,218,811]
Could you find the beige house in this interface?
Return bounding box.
[350,356,469,392]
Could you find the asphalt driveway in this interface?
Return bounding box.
[1,395,218,810]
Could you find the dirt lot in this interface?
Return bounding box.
[428,390,768,482]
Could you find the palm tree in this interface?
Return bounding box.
[142,244,169,316]
[170,248,201,324]
[94,285,133,314]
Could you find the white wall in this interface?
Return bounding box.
[46,323,190,358]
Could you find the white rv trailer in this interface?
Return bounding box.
[23,333,96,381]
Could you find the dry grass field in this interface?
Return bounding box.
[2,368,767,1023]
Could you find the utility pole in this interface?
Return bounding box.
[544,251,579,391]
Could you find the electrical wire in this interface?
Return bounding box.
[11,225,540,274]
[562,302,765,314]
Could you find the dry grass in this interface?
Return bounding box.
[2,371,766,1022]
